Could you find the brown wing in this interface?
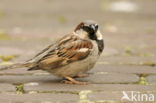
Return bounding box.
[34,44,54,58]
[38,34,93,70]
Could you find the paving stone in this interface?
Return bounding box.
[25,83,156,92]
[0,93,78,103]
[78,73,139,84]
[88,91,123,102]
[99,56,156,65]
[0,83,15,92]
[0,68,47,75]
[0,75,61,84]
[90,65,156,75]
[0,73,139,84]
[147,75,156,84]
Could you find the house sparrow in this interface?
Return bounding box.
[0,20,104,85]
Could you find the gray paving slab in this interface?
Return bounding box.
[0,75,61,84]
[0,83,15,92]
[88,91,124,102]
[0,68,47,75]
[0,93,79,103]
[147,75,156,84]
[0,73,139,84]
[98,56,156,65]
[24,83,156,92]
[90,65,156,75]
[78,73,139,84]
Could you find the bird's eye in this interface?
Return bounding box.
[82,25,97,34]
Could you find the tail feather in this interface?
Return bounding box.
[28,65,39,71]
[0,62,35,71]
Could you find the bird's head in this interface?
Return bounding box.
[74,20,103,41]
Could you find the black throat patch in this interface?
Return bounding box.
[88,32,104,55]
[96,40,104,54]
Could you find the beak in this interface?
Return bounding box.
[90,25,95,31]
[90,24,98,33]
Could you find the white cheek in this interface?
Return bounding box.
[74,30,88,39]
[96,30,103,40]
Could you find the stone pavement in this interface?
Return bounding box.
[0,0,156,103]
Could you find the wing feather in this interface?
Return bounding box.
[37,34,93,70]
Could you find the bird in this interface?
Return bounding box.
[0,20,104,85]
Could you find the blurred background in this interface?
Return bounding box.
[0,0,156,64]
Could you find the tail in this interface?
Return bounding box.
[0,62,35,71]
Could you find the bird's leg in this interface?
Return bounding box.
[62,76,88,85]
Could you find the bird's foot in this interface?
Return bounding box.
[61,76,88,85]
[61,80,88,85]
